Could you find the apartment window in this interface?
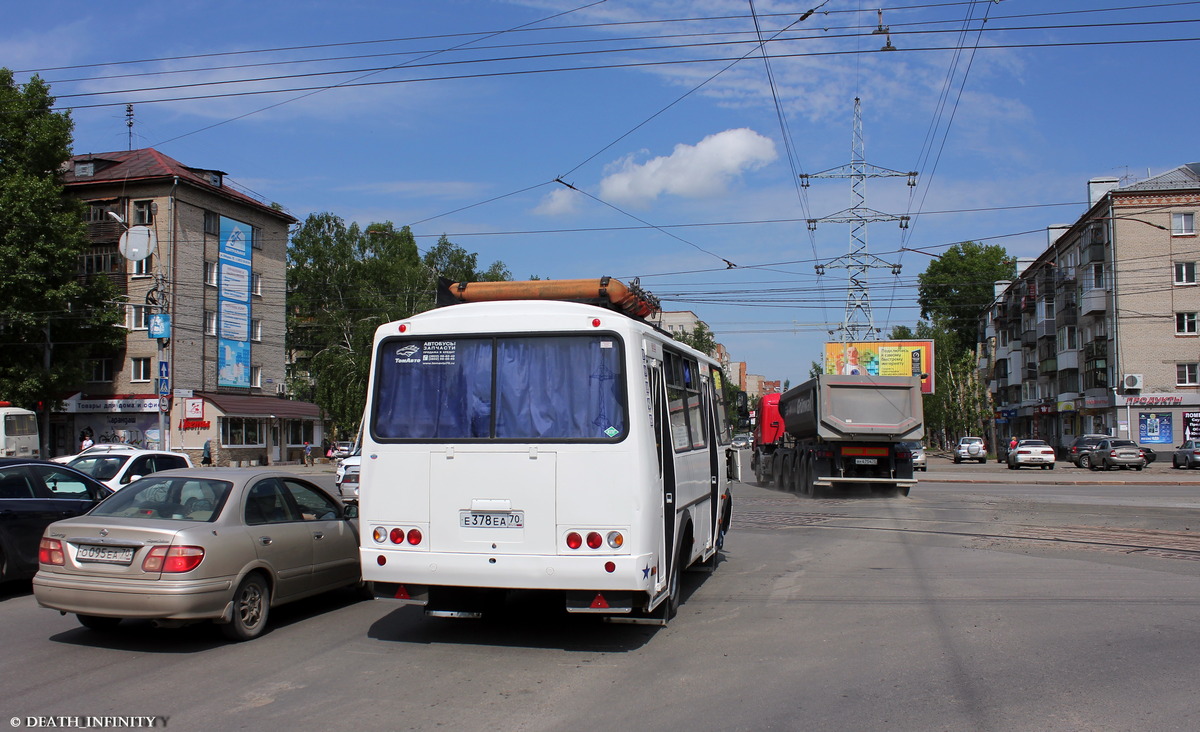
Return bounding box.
[1057,325,1078,351]
[86,358,113,382]
[127,304,151,331]
[1091,263,1105,289]
[251,272,262,296]
[83,205,110,222]
[251,226,262,250]
[131,357,152,382]
[1173,212,1195,236]
[251,365,262,388]
[80,245,121,275]
[1178,363,1199,386]
[132,200,154,225]
[204,210,219,236]
[1175,262,1197,285]
[1177,312,1198,335]
[251,319,262,342]
[204,310,217,336]
[204,261,218,286]
[132,255,153,277]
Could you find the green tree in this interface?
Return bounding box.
[916,241,1015,355]
[675,322,717,356]
[0,70,121,441]
[286,219,510,435]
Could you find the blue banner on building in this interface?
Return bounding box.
[1138,412,1172,444]
[218,216,252,388]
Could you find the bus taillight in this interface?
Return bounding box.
[566,532,583,549]
[406,528,422,545]
[389,528,404,544]
[586,532,603,549]
[606,531,624,549]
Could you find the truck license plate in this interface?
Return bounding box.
[855,458,877,465]
[460,511,525,528]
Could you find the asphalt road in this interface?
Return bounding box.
[2,463,1199,731]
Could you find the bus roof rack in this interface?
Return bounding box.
[436,276,661,320]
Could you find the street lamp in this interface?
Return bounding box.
[110,210,170,450]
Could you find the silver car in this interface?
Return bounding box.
[1087,439,1145,471]
[901,442,927,471]
[33,468,365,641]
[1006,439,1056,470]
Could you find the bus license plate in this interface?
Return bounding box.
[855,458,878,465]
[460,511,524,528]
[77,545,134,564]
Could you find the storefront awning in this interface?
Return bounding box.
[197,392,323,419]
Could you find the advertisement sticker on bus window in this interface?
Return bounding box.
[422,340,457,364]
[600,340,613,349]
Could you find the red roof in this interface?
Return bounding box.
[63,148,294,223]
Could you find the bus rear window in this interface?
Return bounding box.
[373,335,627,441]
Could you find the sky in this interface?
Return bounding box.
[5,1,1200,383]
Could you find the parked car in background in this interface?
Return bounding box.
[0,459,112,583]
[1068,434,1111,469]
[902,442,927,471]
[1006,439,1056,470]
[1172,440,1200,469]
[67,449,192,491]
[954,436,986,464]
[33,468,365,641]
[50,443,140,464]
[330,441,354,460]
[1140,446,1158,465]
[732,434,751,449]
[1086,439,1146,471]
[335,451,361,501]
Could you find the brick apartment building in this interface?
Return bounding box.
[980,163,1200,454]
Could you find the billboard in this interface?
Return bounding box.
[823,340,935,394]
[218,216,253,388]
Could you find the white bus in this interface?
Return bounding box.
[0,403,39,458]
[359,279,738,622]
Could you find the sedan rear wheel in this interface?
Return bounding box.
[222,574,270,642]
[1079,454,1091,469]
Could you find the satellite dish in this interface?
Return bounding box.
[119,226,157,262]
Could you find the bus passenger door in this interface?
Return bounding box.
[649,362,676,595]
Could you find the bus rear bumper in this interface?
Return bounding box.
[362,549,658,597]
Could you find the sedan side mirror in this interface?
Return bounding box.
[343,503,359,519]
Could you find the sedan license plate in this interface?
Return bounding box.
[77,544,134,565]
[855,458,878,465]
[460,510,524,529]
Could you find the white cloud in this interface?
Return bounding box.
[533,187,582,216]
[598,128,777,207]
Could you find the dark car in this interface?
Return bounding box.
[1140,446,1158,465]
[1068,434,1111,469]
[0,458,113,583]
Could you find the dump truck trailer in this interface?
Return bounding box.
[750,374,923,497]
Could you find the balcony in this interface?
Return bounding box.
[1039,357,1058,375]
[1056,303,1078,327]
[1081,241,1106,264]
[1083,339,1108,360]
[1038,320,1056,339]
[1021,329,1037,347]
[1056,350,1080,370]
[1081,287,1108,315]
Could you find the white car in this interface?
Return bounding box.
[954,437,987,464]
[51,443,140,464]
[1006,439,1056,470]
[67,449,193,490]
[335,452,361,501]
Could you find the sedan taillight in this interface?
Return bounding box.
[142,545,204,573]
[39,538,64,565]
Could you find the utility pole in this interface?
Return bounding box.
[802,97,915,345]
